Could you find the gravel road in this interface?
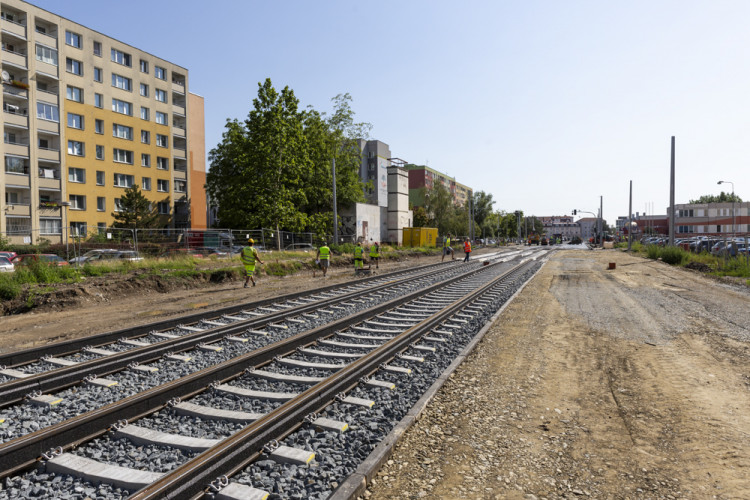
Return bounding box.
[364,249,750,499]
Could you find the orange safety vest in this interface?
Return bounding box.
[464,241,471,252]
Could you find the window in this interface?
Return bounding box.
[66,86,83,103]
[156,157,168,170]
[142,177,151,191]
[112,123,133,140]
[97,197,105,212]
[140,107,150,121]
[93,40,102,57]
[140,83,149,97]
[35,44,57,65]
[94,67,102,82]
[95,119,103,134]
[95,93,103,108]
[68,167,85,183]
[38,138,48,149]
[141,130,150,144]
[70,222,87,236]
[155,88,167,103]
[114,198,123,212]
[155,66,166,80]
[141,153,151,167]
[111,73,132,91]
[155,111,167,125]
[66,57,83,75]
[114,173,134,188]
[112,98,132,115]
[96,145,104,160]
[113,148,133,164]
[67,140,85,156]
[174,180,186,193]
[158,201,170,214]
[140,59,149,73]
[96,171,105,186]
[39,219,61,235]
[156,134,168,147]
[36,102,59,122]
[111,48,132,67]
[67,113,84,130]
[97,222,106,232]
[157,179,169,192]
[65,30,81,48]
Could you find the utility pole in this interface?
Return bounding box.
[669,136,675,246]
[599,195,604,248]
[332,156,338,245]
[628,180,633,251]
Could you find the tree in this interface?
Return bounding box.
[423,183,454,234]
[412,206,429,227]
[471,191,495,228]
[689,192,743,203]
[110,185,162,229]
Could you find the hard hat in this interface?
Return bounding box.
[248,238,254,244]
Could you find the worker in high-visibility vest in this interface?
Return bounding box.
[240,238,264,287]
[369,241,380,269]
[354,242,364,273]
[316,242,330,277]
[463,239,472,262]
[442,233,455,262]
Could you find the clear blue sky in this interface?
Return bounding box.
[30,0,750,223]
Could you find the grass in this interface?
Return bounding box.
[630,242,750,281]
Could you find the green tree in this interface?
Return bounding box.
[412,206,429,227]
[689,192,743,203]
[423,183,454,234]
[471,191,495,228]
[110,185,162,229]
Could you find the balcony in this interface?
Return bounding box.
[34,25,57,46]
[4,168,30,185]
[1,15,27,39]
[4,203,30,216]
[37,146,60,162]
[4,141,28,157]
[35,87,58,104]
[172,103,185,116]
[3,107,28,127]
[172,147,186,160]
[34,58,58,77]
[3,83,28,99]
[37,118,59,134]
[173,168,186,180]
[1,47,27,69]
[172,125,185,138]
[171,74,186,93]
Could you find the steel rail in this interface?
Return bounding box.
[130,260,537,500]
[0,260,454,368]
[0,261,465,408]
[0,258,515,481]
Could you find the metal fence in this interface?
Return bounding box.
[1,226,358,258]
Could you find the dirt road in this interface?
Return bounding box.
[366,250,750,499]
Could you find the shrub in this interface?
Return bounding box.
[660,246,686,266]
[645,245,660,260]
[0,274,21,300]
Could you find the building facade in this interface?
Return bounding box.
[402,164,472,208]
[1,0,205,243]
[357,139,390,207]
[669,202,748,237]
[539,215,580,240]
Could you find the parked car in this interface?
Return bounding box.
[196,247,229,257]
[13,254,69,267]
[69,249,119,265]
[113,250,143,261]
[284,243,315,251]
[159,248,204,258]
[0,256,14,272]
[0,251,17,261]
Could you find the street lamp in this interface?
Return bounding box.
[717,180,735,241]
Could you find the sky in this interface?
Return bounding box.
[29,0,750,223]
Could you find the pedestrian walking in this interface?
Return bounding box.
[240,238,264,287]
[463,239,472,262]
[354,241,365,273]
[316,242,331,277]
[369,241,380,269]
[442,233,455,262]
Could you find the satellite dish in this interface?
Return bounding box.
[1,71,9,82]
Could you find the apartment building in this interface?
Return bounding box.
[539,215,580,240]
[1,0,205,244]
[669,202,748,237]
[402,164,473,208]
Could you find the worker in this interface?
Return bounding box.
[369,241,380,269]
[240,238,264,287]
[442,233,455,262]
[354,241,365,273]
[316,242,331,277]
[463,238,472,262]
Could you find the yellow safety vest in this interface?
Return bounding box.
[354,246,364,259]
[318,246,330,260]
[369,244,379,257]
[241,246,257,265]
[444,237,451,248]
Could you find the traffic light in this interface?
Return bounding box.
[572,209,577,215]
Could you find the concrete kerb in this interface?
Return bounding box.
[329,259,548,500]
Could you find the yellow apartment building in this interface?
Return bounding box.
[0,0,206,244]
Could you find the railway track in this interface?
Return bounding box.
[0,248,547,499]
